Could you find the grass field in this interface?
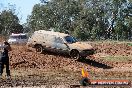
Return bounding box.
[101,55,132,62]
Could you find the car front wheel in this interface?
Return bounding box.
[70,50,80,60]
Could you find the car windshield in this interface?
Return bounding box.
[64,36,78,43]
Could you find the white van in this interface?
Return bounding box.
[8,33,28,44]
[27,30,95,59]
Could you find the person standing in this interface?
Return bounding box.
[0,41,11,78]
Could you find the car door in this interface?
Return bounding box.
[55,37,69,53]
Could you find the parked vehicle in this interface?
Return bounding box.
[8,33,28,44]
[27,30,95,59]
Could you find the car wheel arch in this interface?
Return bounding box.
[70,49,80,59]
[34,44,44,53]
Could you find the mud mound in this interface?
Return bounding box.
[9,45,93,72]
[9,42,132,71]
[3,43,132,86]
[92,43,132,56]
[0,36,6,42]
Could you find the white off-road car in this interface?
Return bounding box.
[27,30,94,59]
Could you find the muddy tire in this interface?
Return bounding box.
[35,45,43,54]
[70,50,80,60]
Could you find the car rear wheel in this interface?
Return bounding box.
[35,45,43,54]
[70,50,80,60]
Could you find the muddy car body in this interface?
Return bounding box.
[27,30,94,59]
[8,33,28,45]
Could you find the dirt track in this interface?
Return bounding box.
[0,41,132,87]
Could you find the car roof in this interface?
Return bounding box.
[10,33,27,36]
[35,30,69,37]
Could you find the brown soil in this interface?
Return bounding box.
[92,42,132,56]
[0,40,132,87]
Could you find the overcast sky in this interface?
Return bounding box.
[0,0,40,24]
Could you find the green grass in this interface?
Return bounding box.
[127,43,132,46]
[101,56,132,62]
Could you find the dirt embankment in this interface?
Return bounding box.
[0,36,5,42]
[9,42,132,70]
[5,43,132,87]
[0,41,131,87]
[92,43,132,56]
[9,45,93,71]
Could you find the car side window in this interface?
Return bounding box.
[20,35,27,39]
[55,37,63,44]
[9,35,19,39]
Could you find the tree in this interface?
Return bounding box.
[110,0,132,40]
[27,0,132,41]
[12,24,23,33]
[0,10,20,35]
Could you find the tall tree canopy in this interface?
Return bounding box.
[27,0,132,40]
[0,9,23,35]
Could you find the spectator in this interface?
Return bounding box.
[0,41,11,79]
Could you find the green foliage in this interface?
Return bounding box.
[0,9,22,35]
[27,0,132,41]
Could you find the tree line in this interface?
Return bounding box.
[0,9,23,36]
[27,0,132,41]
[1,0,132,41]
